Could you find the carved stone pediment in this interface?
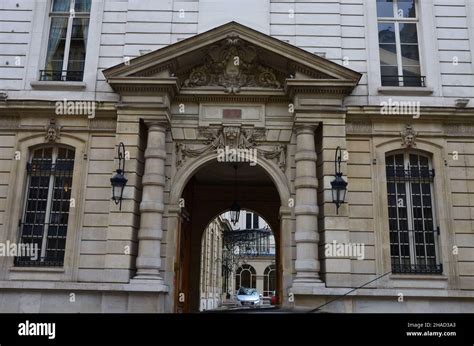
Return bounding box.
[182,34,286,93]
[104,23,361,97]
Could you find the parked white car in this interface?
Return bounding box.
[236,287,261,306]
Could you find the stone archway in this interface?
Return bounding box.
[169,151,291,206]
[165,154,292,312]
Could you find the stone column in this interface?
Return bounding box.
[279,205,293,306]
[132,122,167,282]
[293,125,322,284]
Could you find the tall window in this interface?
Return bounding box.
[385,152,442,274]
[377,0,423,87]
[263,265,276,297]
[42,0,91,81]
[253,214,259,229]
[15,146,75,267]
[235,264,256,289]
[245,212,259,229]
[246,213,252,229]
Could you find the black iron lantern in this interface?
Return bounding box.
[110,142,128,210]
[330,146,347,214]
[229,165,241,225]
[229,200,241,226]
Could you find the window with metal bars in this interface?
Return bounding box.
[14,146,75,267]
[385,152,442,274]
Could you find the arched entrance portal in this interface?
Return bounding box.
[170,157,288,312]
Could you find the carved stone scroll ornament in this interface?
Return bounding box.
[401,124,417,148]
[175,126,286,170]
[182,34,284,93]
[257,144,286,169]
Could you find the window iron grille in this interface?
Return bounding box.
[39,69,84,82]
[381,75,426,87]
[15,150,74,267]
[386,153,442,275]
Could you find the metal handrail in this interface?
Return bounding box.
[39,69,84,82]
[381,75,426,87]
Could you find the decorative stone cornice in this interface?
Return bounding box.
[174,94,290,104]
[89,119,116,130]
[285,79,359,97]
[445,124,474,136]
[132,61,178,78]
[0,116,19,129]
[346,121,372,135]
[107,77,180,97]
[287,62,333,79]
[346,106,474,121]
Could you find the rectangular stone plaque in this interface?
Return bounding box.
[199,104,264,127]
[223,109,242,119]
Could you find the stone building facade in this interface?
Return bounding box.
[0,0,473,313]
[199,216,224,311]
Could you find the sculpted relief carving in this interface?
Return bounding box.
[182,34,285,93]
[45,118,61,143]
[401,124,417,148]
[176,126,287,170]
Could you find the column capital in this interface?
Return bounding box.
[144,121,168,132]
[294,124,319,135]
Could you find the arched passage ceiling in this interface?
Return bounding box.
[103,21,362,98]
[193,161,273,186]
[184,160,281,237]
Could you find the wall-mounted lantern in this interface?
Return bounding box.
[110,142,128,210]
[330,146,347,215]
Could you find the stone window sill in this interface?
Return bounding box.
[9,267,65,273]
[378,86,434,96]
[390,274,448,280]
[30,80,86,91]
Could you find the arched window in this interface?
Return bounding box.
[235,264,256,289]
[15,145,75,267]
[263,264,276,297]
[385,151,441,274]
